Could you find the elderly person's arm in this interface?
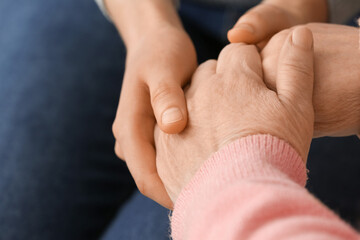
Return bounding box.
[154,27,359,239]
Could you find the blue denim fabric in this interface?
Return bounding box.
[0,1,136,239]
[100,193,171,240]
[0,0,359,240]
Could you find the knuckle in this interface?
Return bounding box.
[112,119,127,139]
[112,120,119,138]
[151,84,179,106]
[114,142,124,160]
[220,43,242,56]
[112,118,133,146]
[274,29,291,41]
[282,61,313,78]
[136,178,151,197]
[198,59,217,70]
[265,29,290,51]
[218,43,249,63]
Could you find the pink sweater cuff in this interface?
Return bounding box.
[171,134,307,239]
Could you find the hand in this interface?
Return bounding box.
[261,23,360,137]
[112,24,197,208]
[155,27,315,203]
[227,0,327,48]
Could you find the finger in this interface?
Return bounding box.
[261,54,277,91]
[149,79,188,134]
[113,82,173,209]
[124,125,173,209]
[216,43,263,82]
[194,59,217,79]
[256,36,271,50]
[189,60,217,89]
[276,26,314,106]
[183,60,217,102]
[114,141,125,161]
[228,3,294,44]
[261,29,290,91]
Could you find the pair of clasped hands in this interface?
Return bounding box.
[108,0,360,208]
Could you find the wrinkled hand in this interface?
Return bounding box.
[112,25,197,208]
[262,23,360,137]
[155,27,315,204]
[228,0,327,48]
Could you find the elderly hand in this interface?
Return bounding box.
[155,27,315,204]
[262,23,360,137]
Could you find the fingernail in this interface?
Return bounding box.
[234,23,255,34]
[162,107,183,124]
[292,27,313,50]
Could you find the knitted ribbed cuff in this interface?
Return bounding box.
[171,134,307,240]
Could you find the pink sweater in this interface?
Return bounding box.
[171,135,359,240]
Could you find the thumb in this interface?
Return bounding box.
[228,3,294,44]
[276,26,314,106]
[149,80,188,134]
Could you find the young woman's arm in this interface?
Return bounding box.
[95,0,197,209]
[103,0,182,48]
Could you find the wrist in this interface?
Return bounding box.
[105,0,183,48]
[172,135,307,239]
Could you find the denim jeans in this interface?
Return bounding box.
[0,0,359,239]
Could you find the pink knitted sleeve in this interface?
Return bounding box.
[171,134,359,240]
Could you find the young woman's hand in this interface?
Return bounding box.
[112,25,197,209]
[261,23,360,137]
[228,0,327,48]
[106,0,197,209]
[155,27,315,203]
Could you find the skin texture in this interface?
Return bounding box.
[228,0,328,47]
[155,27,315,203]
[106,0,197,208]
[262,23,360,137]
[104,0,332,208]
